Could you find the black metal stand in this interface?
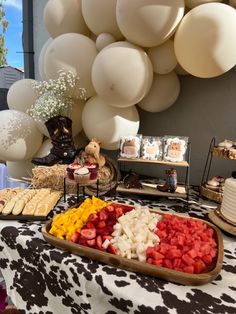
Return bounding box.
[201,137,216,186]
[63,177,99,203]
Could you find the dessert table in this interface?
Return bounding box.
[0,190,236,314]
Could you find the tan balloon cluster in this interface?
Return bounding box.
[2,0,236,179]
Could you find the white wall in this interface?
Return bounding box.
[32,0,236,185]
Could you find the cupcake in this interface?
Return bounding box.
[74,167,90,184]
[66,163,81,180]
[85,163,98,180]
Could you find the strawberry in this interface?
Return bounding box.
[97,221,106,229]
[102,235,113,241]
[85,222,95,229]
[107,244,117,255]
[115,207,124,217]
[87,239,96,247]
[96,235,103,249]
[80,228,96,240]
[89,213,98,222]
[71,231,80,243]
[106,205,115,212]
[96,227,110,236]
[99,211,108,221]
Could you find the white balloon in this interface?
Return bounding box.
[6,160,34,179]
[44,0,90,38]
[44,33,98,98]
[38,38,53,80]
[185,0,222,9]
[7,79,37,113]
[82,96,140,150]
[34,139,53,158]
[174,3,236,78]
[116,0,185,47]
[81,0,123,39]
[91,42,153,107]
[138,72,180,112]
[147,40,177,74]
[0,110,43,161]
[96,33,116,51]
[35,99,85,137]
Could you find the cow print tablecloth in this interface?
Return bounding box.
[0,190,236,314]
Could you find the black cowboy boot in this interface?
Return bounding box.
[32,115,77,166]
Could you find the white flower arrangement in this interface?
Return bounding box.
[28,70,87,122]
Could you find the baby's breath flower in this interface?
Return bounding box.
[28,70,87,122]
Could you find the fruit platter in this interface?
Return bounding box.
[42,197,223,285]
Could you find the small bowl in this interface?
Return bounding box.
[66,163,81,180]
[85,163,98,180]
[74,167,90,184]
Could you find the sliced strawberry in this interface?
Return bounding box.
[80,228,96,240]
[102,235,113,241]
[96,235,103,249]
[115,206,124,217]
[146,257,153,264]
[97,221,106,229]
[85,222,95,229]
[71,231,80,243]
[106,205,115,212]
[96,227,110,236]
[89,213,98,222]
[87,239,96,247]
[107,244,117,255]
[99,211,108,221]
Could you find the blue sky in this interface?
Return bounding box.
[3,0,23,69]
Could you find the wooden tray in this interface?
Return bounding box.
[209,208,236,236]
[42,208,224,286]
[200,185,223,204]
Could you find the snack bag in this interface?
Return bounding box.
[119,135,142,158]
[141,136,163,160]
[163,136,188,162]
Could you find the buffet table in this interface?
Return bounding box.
[0,191,236,314]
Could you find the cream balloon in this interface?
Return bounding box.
[44,0,90,38]
[174,3,236,78]
[147,40,177,74]
[185,0,222,9]
[96,33,116,51]
[81,0,123,39]
[0,110,43,161]
[34,139,53,158]
[91,42,153,107]
[6,160,34,180]
[116,0,185,47]
[44,33,97,98]
[82,96,140,150]
[7,79,37,113]
[138,72,180,112]
[229,0,236,8]
[35,99,85,137]
[38,38,53,80]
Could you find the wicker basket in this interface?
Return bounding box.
[200,185,223,204]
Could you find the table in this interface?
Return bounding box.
[0,190,236,314]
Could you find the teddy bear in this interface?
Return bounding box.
[81,138,106,168]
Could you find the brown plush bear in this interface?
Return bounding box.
[81,138,106,168]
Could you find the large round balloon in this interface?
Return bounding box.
[38,38,53,80]
[116,0,185,47]
[147,40,177,74]
[6,160,34,180]
[34,139,53,158]
[138,72,180,112]
[91,42,153,107]
[185,0,222,9]
[7,79,37,113]
[81,0,123,39]
[174,3,236,78]
[44,33,98,98]
[0,110,43,161]
[44,0,90,38]
[35,99,85,137]
[82,96,140,150]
